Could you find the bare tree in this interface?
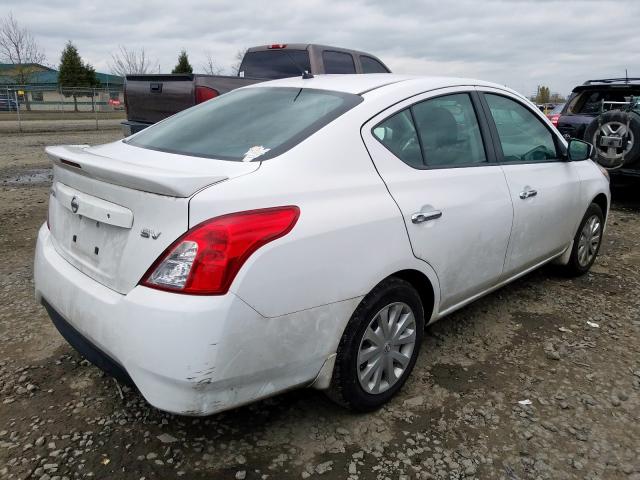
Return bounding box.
[202,51,223,75]
[109,46,158,76]
[230,48,247,76]
[0,12,46,84]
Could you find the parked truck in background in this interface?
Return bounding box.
[122,43,391,136]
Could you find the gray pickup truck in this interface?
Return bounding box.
[122,43,391,136]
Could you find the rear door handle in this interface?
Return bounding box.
[411,210,442,224]
[519,189,537,199]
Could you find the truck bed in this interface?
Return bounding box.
[124,74,263,132]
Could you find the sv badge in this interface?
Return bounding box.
[140,228,161,240]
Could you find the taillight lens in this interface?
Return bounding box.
[141,206,300,295]
[195,86,219,104]
[551,115,560,126]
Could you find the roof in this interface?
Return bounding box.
[573,78,640,93]
[248,43,383,58]
[251,73,514,96]
[0,63,123,86]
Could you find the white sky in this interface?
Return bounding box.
[4,0,640,97]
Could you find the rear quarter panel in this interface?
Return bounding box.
[188,111,440,319]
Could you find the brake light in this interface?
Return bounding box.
[551,115,560,126]
[195,86,219,104]
[267,44,287,49]
[141,206,300,295]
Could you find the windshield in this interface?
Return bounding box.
[127,87,362,161]
[239,50,311,79]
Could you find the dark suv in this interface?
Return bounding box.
[557,78,640,178]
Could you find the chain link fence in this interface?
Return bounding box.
[0,85,125,132]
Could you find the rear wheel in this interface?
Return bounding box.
[563,203,605,276]
[326,277,424,411]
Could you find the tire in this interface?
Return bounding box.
[563,203,605,277]
[584,111,640,168]
[326,277,424,411]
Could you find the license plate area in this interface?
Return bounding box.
[66,214,125,266]
[600,135,623,148]
[49,183,132,283]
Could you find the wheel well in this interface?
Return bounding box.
[391,269,435,322]
[592,193,608,220]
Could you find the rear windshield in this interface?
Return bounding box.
[569,88,640,114]
[239,50,311,79]
[127,87,362,161]
[549,103,565,114]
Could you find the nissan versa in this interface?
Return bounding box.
[34,74,610,415]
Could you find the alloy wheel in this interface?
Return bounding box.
[577,214,602,267]
[593,121,634,164]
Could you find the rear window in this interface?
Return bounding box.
[549,103,565,114]
[569,88,640,114]
[239,50,311,79]
[127,87,362,161]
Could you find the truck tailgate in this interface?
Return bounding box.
[125,74,195,123]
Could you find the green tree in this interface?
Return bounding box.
[172,49,193,74]
[535,85,551,105]
[58,41,100,111]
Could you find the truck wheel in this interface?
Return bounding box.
[326,277,424,411]
[584,111,640,168]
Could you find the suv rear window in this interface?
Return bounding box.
[127,87,362,161]
[569,88,640,115]
[239,50,311,79]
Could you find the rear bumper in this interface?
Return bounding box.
[34,224,346,415]
[121,120,152,137]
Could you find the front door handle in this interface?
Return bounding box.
[411,210,442,224]
[519,189,538,200]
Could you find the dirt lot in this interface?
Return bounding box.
[1,129,639,480]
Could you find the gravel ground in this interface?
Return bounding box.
[1,129,639,480]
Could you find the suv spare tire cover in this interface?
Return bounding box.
[584,110,640,168]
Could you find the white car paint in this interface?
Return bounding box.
[34,74,610,415]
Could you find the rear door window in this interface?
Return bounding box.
[360,56,389,73]
[239,50,311,79]
[412,94,487,167]
[373,110,423,168]
[323,51,356,74]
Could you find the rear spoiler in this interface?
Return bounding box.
[45,145,228,198]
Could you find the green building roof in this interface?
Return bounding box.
[0,63,123,86]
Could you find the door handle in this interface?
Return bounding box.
[411,210,442,224]
[519,189,537,200]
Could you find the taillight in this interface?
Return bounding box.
[195,86,219,104]
[267,44,287,49]
[141,206,300,295]
[551,115,560,126]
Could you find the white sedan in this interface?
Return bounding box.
[34,74,610,415]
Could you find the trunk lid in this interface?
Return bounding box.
[46,141,260,294]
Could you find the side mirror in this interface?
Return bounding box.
[567,138,593,161]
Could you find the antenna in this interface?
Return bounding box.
[626,69,629,84]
